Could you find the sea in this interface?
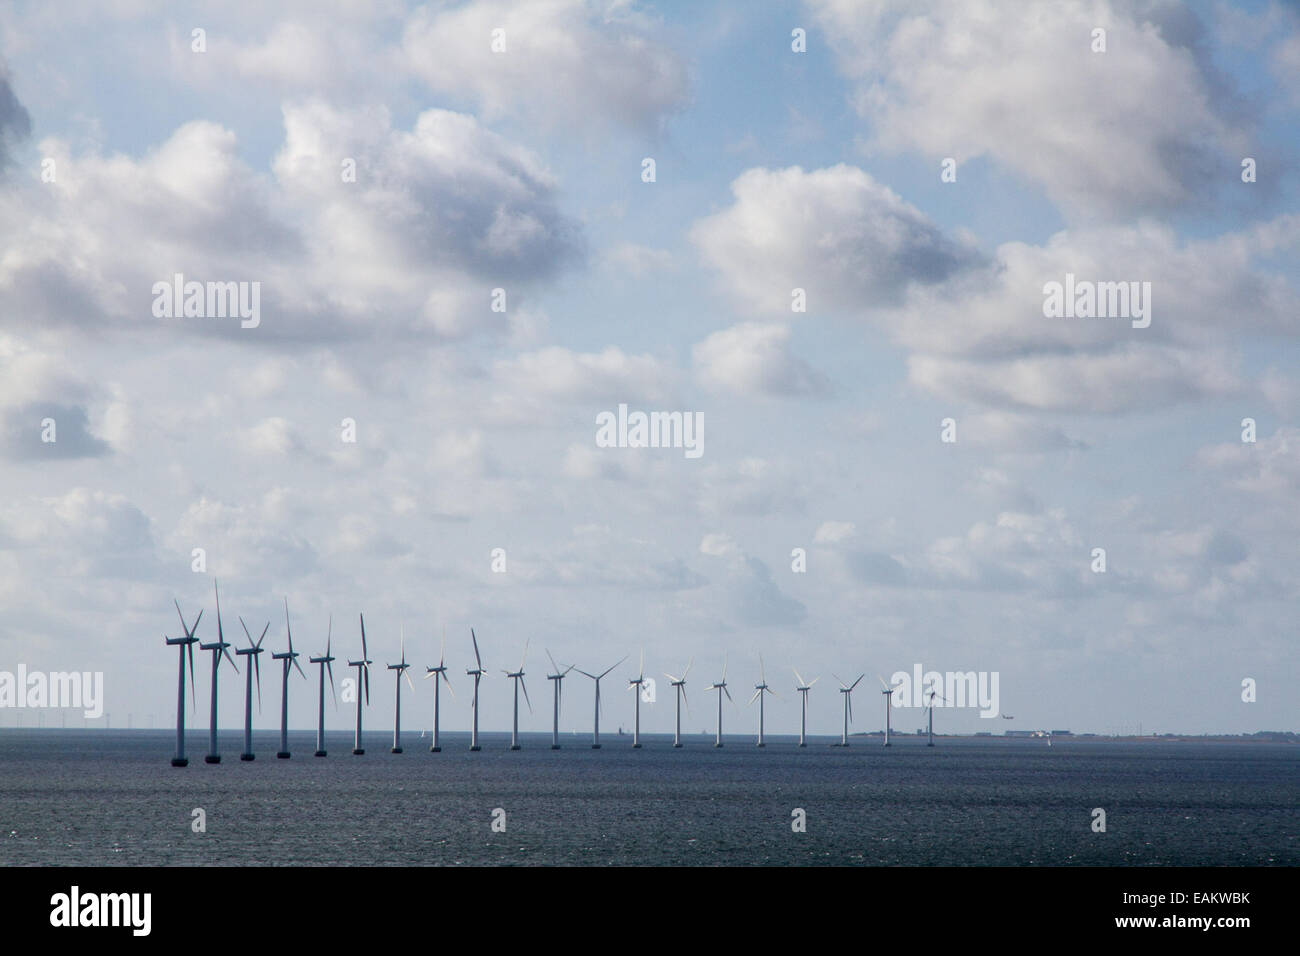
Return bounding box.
[1,730,1295,866]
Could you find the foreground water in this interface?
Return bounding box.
[1,730,1294,865]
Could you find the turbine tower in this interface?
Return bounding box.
[165,601,201,766]
[834,673,864,746]
[235,617,267,761]
[664,658,692,748]
[627,649,647,748]
[544,650,573,749]
[199,580,239,764]
[348,614,372,754]
[793,668,818,747]
[502,638,531,750]
[388,626,415,753]
[466,628,486,751]
[272,598,307,758]
[878,675,903,747]
[749,655,777,747]
[309,616,336,757]
[924,689,948,747]
[575,656,626,749]
[709,656,731,748]
[423,628,454,752]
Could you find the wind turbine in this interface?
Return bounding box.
[924,689,948,747]
[544,650,573,749]
[466,628,486,751]
[627,649,647,749]
[502,638,531,750]
[423,628,454,752]
[833,674,864,746]
[710,655,731,748]
[878,675,903,747]
[165,601,201,766]
[348,614,372,754]
[749,655,777,747]
[199,580,239,764]
[793,668,818,747]
[664,658,692,748]
[235,617,267,761]
[309,616,336,757]
[388,626,415,753]
[271,598,307,758]
[575,655,626,749]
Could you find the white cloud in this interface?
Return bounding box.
[692,322,827,397]
[399,0,689,132]
[808,0,1252,218]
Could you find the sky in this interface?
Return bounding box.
[0,0,1297,739]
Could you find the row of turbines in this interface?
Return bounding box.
[164,584,950,766]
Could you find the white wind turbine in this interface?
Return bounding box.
[544,650,572,750]
[388,627,415,753]
[502,638,532,750]
[710,655,731,748]
[664,658,692,748]
[466,628,487,751]
[165,601,201,767]
[833,673,864,746]
[924,688,948,747]
[272,598,307,758]
[878,675,903,747]
[348,614,372,755]
[749,655,777,747]
[627,649,648,748]
[575,655,626,749]
[199,580,239,764]
[423,628,454,752]
[308,617,336,757]
[793,668,818,747]
[235,617,267,761]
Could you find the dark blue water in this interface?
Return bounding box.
[1,731,1295,865]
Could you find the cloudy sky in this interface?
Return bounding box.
[1,0,1297,738]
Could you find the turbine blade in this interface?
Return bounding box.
[849,674,863,691]
[328,661,336,708]
[723,686,732,703]
[546,648,560,674]
[187,643,196,708]
[257,623,268,649]
[254,655,262,712]
[760,653,765,685]
[175,599,187,634]
[681,686,689,713]
[682,657,693,681]
[848,696,854,723]
[808,676,819,687]
[664,673,680,683]
[877,675,889,691]
[793,666,805,687]
[521,676,532,713]
[471,628,482,671]
[833,672,846,689]
[284,597,292,655]
[363,666,369,705]
[240,616,253,645]
[359,613,367,660]
[520,637,529,672]
[223,645,238,672]
[294,658,307,680]
[404,668,414,693]
[748,688,761,704]
[442,671,456,700]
